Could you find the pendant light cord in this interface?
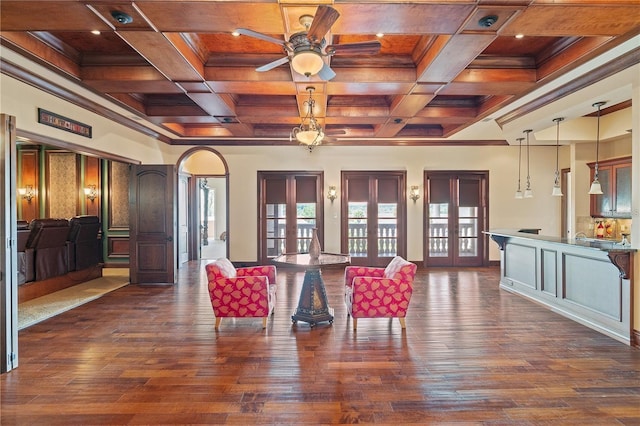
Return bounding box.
[517,138,522,191]
[594,104,601,177]
[525,130,531,189]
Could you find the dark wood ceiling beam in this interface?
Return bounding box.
[116,31,203,81]
[417,34,498,83]
[327,105,389,119]
[145,105,209,117]
[415,106,477,120]
[185,93,236,117]
[389,94,437,117]
[537,36,613,81]
[374,120,408,138]
[1,32,80,78]
[81,65,167,81]
[83,80,183,94]
[107,93,146,115]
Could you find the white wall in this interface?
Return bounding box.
[165,144,561,262]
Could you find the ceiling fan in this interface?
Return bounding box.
[236,5,381,80]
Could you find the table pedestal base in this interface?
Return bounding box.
[291,268,334,327]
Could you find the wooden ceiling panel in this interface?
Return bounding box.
[0,2,109,31]
[332,3,476,34]
[1,0,635,144]
[207,81,296,95]
[501,5,640,37]
[327,82,415,96]
[134,2,285,33]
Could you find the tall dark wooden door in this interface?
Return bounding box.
[425,171,488,267]
[130,165,176,284]
[341,171,406,267]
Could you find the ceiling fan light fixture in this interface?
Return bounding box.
[294,128,324,146]
[291,50,324,77]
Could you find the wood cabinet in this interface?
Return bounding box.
[589,156,632,218]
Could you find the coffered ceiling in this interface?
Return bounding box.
[1,1,638,146]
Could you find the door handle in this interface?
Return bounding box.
[167,236,173,242]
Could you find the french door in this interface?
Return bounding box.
[425,171,488,267]
[341,171,406,267]
[258,172,323,264]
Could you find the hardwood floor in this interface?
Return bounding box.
[2,262,640,425]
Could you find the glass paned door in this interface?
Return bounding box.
[259,172,323,263]
[296,202,316,252]
[425,172,487,267]
[347,201,368,257]
[342,172,406,267]
[428,202,449,257]
[266,203,286,258]
[378,203,397,257]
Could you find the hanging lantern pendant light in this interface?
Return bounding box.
[552,117,564,197]
[523,129,533,198]
[588,101,606,195]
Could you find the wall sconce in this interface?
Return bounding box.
[327,185,337,203]
[84,184,98,202]
[19,185,35,202]
[409,185,421,203]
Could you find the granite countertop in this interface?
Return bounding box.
[485,229,636,252]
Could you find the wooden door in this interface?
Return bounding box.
[258,172,323,264]
[130,165,176,284]
[425,171,488,267]
[341,171,407,267]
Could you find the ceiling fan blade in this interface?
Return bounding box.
[317,63,336,81]
[236,28,287,47]
[256,56,290,72]
[326,40,382,56]
[307,5,340,44]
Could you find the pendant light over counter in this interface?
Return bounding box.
[515,137,524,199]
[523,129,533,198]
[588,101,606,195]
[551,117,564,197]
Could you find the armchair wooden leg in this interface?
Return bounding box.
[399,317,406,329]
[215,317,222,330]
[352,318,357,330]
[262,317,268,328]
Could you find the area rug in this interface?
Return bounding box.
[18,268,129,330]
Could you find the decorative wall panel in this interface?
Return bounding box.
[46,151,78,218]
[109,161,130,229]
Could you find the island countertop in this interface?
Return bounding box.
[485,229,635,345]
[485,229,636,253]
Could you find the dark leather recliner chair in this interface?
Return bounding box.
[26,218,71,281]
[17,220,34,284]
[67,215,102,271]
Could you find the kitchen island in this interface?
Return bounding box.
[486,229,635,345]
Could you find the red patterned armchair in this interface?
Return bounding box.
[344,256,417,330]
[205,258,277,329]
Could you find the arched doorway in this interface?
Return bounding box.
[177,148,229,264]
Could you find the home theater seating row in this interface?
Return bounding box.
[17,216,103,292]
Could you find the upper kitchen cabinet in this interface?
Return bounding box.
[589,156,632,218]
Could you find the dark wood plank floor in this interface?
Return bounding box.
[2,262,640,425]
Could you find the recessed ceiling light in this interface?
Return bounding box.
[91,30,101,35]
[232,30,240,37]
[515,34,524,39]
[376,33,384,38]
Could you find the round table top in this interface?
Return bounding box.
[272,252,351,268]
